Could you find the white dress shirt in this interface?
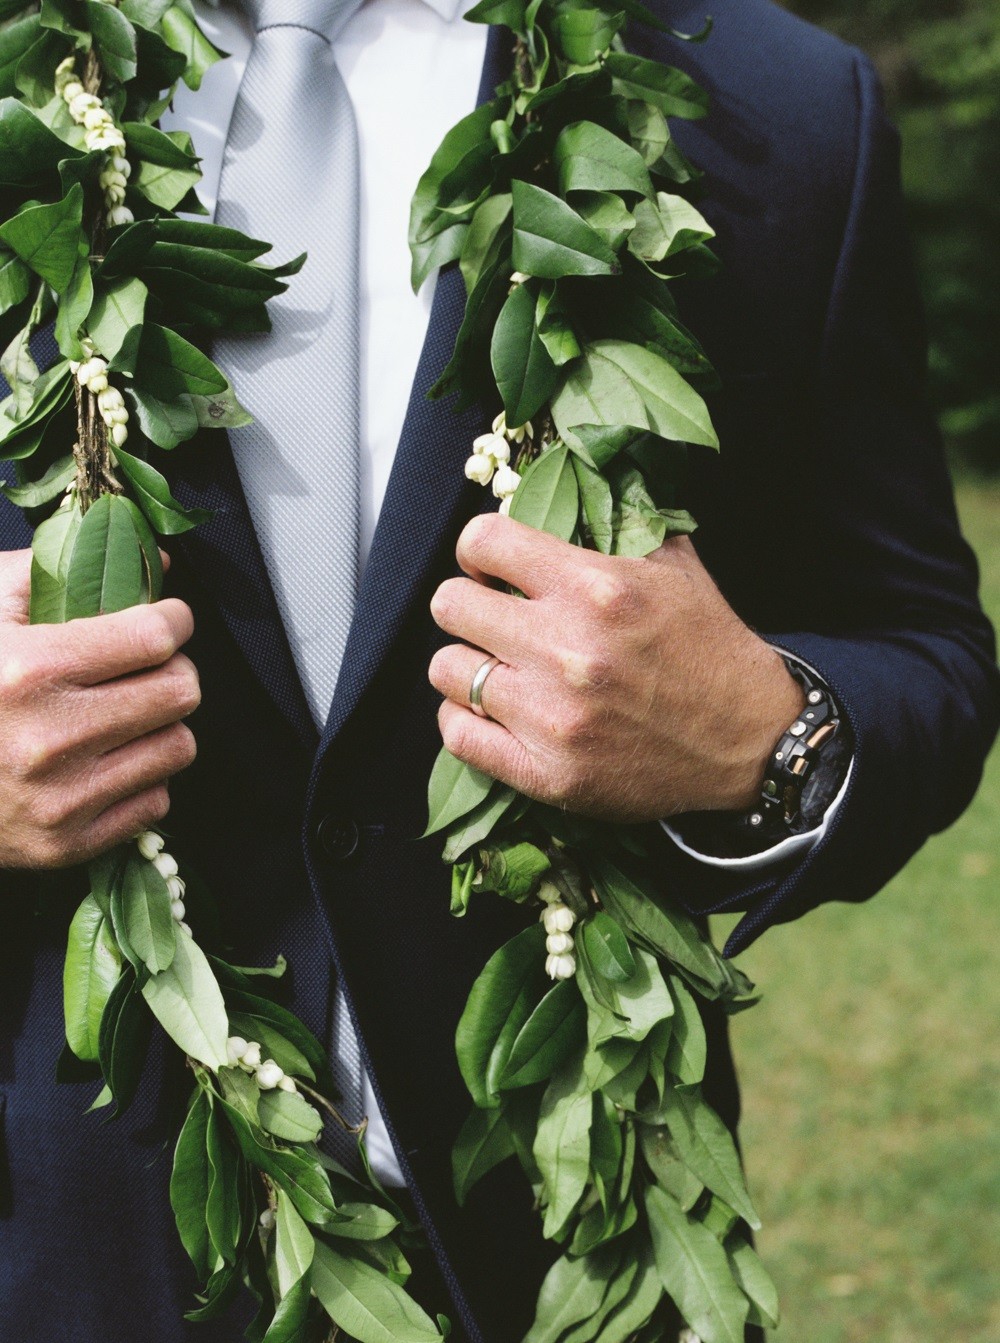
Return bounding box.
[169,0,848,1180]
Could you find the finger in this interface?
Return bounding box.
[430,577,537,666]
[72,722,197,826]
[78,785,173,866]
[0,549,32,625]
[437,699,530,793]
[76,653,202,754]
[428,644,521,726]
[45,599,195,686]
[457,513,581,597]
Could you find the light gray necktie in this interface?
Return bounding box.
[215,0,364,730]
[215,0,367,1166]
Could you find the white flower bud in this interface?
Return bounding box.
[111,155,131,178]
[111,408,130,426]
[69,93,99,119]
[83,108,109,132]
[240,1041,262,1071]
[62,81,84,104]
[492,464,521,499]
[492,411,506,434]
[136,830,164,860]
[464,454,494,486]
[170,898,186,922]
[87,372,109,395]
[107,205,134,228]
[104,184,127,206]
[545,953,576,981]
[509,271,531,285]
[498,495,513,516]
[546,931,574,956]
[256,1059,284,1090]
[258,1207,275,1232]
[153,851,179,879]
[489,435,511,464]
[110,423,129,448]
[276,1074,298,1093]
[226,1036,249,1067]
[543,903,576,935]
[166,875,185,901]
[99,170,128,191]
[178,921,192,937]
[98,387,125,414]
[76,359,101,386]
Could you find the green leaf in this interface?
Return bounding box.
[440,783,519,863]
[323,1201,401,1242]
[0,182,85,293]
[727,1234,780,1330]
[311,1240,444,1343]
[141,928,229,1068]
[258,1087,323,1144]
[86,1,138,82]
[54,252,94,361]
[511,180,619,279]
[126,321,228,399]
[29,498,81,623]
[1,316,39,414]
[455,923,548,1108]
[552,7,622,64]
[491,280,558,428]
[555,121,653,200]
[459,192,511,297]
[591,1246,662,1343]
[127,383,199,449]
[120,853,177,975]
[645,1185,749,1343]
[464,0,527,28]
[508,441,579,541]
[0,15,43,100]
[274,1188,314,1297]
[113,444,211,535]
[205,1108,241,1266]
[571,455,613,553]
[551,340,718,452]
[573,191,636,253]
[535,281,581,366]
[655,1086,760,1229]
[63,893,122,1061]
[580,910,636,982]
[665,974,706,1085]
[96,968,151,1115]
[628,192,714,264]
[499,977,586,1089]
[409,102,497,290]
[451,1103,515,1206]
[0,96,85,187]
[88,278,148,361]
[216,983,334,1094]
[0,248,31,317]
[604,54,710,120]
[640,1123,703,1210]
[226,1015,314,1085]
[523,1245,620,1343]
[627,100,671,168]
[63,493,151,619]
[425,748,495,835]
[2,453,73,508]
[170,1087,214,1280]
[159,2,223,90]
[533,1052,593,1238]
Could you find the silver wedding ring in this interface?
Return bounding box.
[469,656,502,720]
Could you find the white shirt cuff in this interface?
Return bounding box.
[660,647,854,872]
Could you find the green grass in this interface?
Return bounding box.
[715,480,1000,1343]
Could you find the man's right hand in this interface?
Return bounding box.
[0,548,200,870]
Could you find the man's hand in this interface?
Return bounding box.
[429,515,805,823]
[0,549,200,869]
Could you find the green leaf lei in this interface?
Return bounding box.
[0,1,779,1340]
[415,3,782,1341]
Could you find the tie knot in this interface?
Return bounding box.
[242,0,364,39]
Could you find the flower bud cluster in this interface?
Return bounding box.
[226,1036,298,1093]
[136,832,190,933]
[56,57,133,229]
[70,339,130,447]
[542,902,577,980]
[464,411,531,516]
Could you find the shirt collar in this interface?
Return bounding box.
[416,0,473,24]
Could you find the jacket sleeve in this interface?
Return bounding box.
[673,52,1000,956]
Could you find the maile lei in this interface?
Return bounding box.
[0,2,779,1343]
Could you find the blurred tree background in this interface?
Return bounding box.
[782,0,1000,472]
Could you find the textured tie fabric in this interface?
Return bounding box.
[215,0,364,730]
[214,0,368,1168]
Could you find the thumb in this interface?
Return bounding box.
[0,549,33,625]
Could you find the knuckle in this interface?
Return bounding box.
[135,608,178,665]
[166,722,197,771]
[165,654,201,716]
[429,579,462,628]
[5,729,50,780]
[143,785,172,827]
[460,511,501,561]
[548,703,591,749]
[439,707,472,761]
[581,566,630,616]
[0,649,40,698]
[556,645,611,693]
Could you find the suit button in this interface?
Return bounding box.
[316,814,361,863]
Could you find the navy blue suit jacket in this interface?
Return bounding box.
[1,3,997,1340]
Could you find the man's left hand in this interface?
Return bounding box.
[429,514,805,823]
